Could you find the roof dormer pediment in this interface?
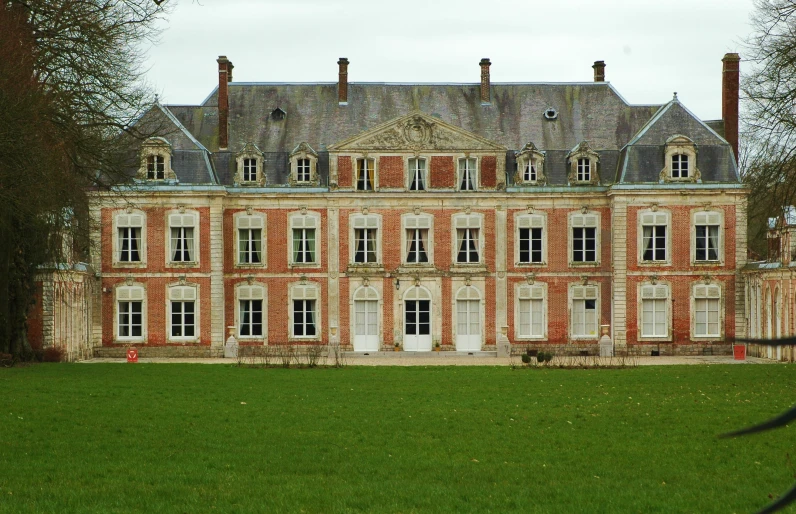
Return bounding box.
[327,111,507,153]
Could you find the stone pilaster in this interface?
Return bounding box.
[209,198,225,346]
[327,205,340,341]
[735,196,748,340]
[495,204,508,334]
[611,198,628,347]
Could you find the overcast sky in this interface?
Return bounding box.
[143,0,754,121]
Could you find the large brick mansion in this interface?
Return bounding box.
[30,54,748,359]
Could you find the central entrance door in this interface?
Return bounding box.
[404,286,432,351]
[455,286,482,351]
[353,286,379,352]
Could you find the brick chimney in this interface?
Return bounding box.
[338,57,349,105]
[217,55,233,150]
[479,58,491,104]
[722,53,740,163]
[592,60,606,82]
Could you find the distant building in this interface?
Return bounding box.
[29,54,747,359]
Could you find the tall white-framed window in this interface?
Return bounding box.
[569,212,600,265]
[356,158,376,191]
[455,285,483,351]
[237,283,266,339]
[351,214,381,265]
[290,283,320,340]
[577,158,591,182]
[516,213,546,265]
[114,211,146,266]
[116,284,145,341]
[296,159,311,182]
[289,211,320,266]
[458,157,478,191]
[639,210,670,264]
[662,136,699,183]
[168,284,198,341]
[453,213,482,264]
[515,283,546,339]
[403,214,433,265]
[242,158,258,182]
[524,159,538,182]
[235,142,265,186]
[639,283,670,339]
[352,285,380,351]
[693,210,723,263]
[408,157,427,191]
[147,155,165,180]
[692,282,722,339]
[167,211,199,265]
[289,142,318,186]
[515,142,546,185]
[570,284,599,338]
[672,154,689,179]
[236,212,265,266]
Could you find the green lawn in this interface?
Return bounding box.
[1,364,795,513]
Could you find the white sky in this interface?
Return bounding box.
[144,0,754,121]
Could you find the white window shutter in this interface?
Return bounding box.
[518,286,532,299]
[694,285,707,298]
[182,215,195,227]
[572,215,584,227]
[118,288,130,301]
[641,213,655,225]
[169,214,183,227]
[654,213,667,225]
[530,286,544,299]
[405,217,418,229]
[238,217,250,229]
[585,286,598,299]
[530,216,543,228]
[654,285,668,299]
[585,215,598,228]
[517,216,532,229]
[641,285,654,299]
[707,285,721,298]
[239,286,251,300]
[171,287,183,300]
[707,213,720,225]
[366,216,378,229]
[573,287,584,299]
[183,287,196,301]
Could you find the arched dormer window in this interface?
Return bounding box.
[289,142,319,186]
[235,142,265,186]
[660,135,700,183]
[567,141,600,185]
[139,137,175,181]
[515,142,546,185]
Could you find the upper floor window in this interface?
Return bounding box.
[356,158,375,191]
[694,211,722,263]
[516,213,546,265]
[289,211,320,266]
[351,214,381,265]
[404,214,432,265]
[661,135,699,183]
[458,158,478,191]
[169,284,198,341]
[236,212,265,266]
[289,142,318,186]
[570,212,599,265]
[639,210,670,263]
[139,137,174,181]
[408,158,427,191]
[235,142,265,186]
[567,141,600,185]
[116,285,145,340]
[515,142,546,185]
[454,213,482,264]
[237,283,265,338]
[168,211,198,264]
[115,211,145,265]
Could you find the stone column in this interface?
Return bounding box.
[611,198,628,348]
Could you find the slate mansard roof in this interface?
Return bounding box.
[131,78,739,187]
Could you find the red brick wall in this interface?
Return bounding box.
[441,277,452,346]
[379,156,403,188]
[481,156,497,188]
[338,156,352,188]
[431,156,454,188]
[265,278,327,345]
[382,277,394,346]
[485,276,496,345]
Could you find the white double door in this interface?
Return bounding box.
[404,300,432,351]
[353,300,379,352]
[456,300,482,351]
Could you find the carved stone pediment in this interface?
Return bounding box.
[566,141,600,185]
[234,142,265,186]
[288,142,320,186]
[514,141,547,185]
[327,111,506,152]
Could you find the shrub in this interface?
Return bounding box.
[42,346,65,363]
[521,354,531,364]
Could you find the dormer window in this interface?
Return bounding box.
[289,142,319,186]
[235,142,265,186]
[139,137,174,181]
[567,141,600,185]
[661,135,699,183]
[515,142,546,185]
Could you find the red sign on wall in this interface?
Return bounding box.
[126,348,138,363]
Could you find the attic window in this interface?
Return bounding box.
[544,108,558,120]
[271,108,286,121]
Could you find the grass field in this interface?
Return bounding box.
[1,363,795,513]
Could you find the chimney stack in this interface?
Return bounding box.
[722,53,740,163]
[592,60,606,82]
[338,57,349,105]
[479,58,491,104]
[217,55,233,150]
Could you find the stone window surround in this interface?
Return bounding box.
[138,137,175,181]
[112,209,147,269]
[690,280,724,341]
[400,212,435,267]
[288,210,322,268]
[514,280,548,341]
[566,141,600,185]
[289,142,319,186]
[457,155,479,191]
[113,282,146,343]
[636,280,672,342]
[348,212,383,267]
[165,208,200,268]
[235,281,267,342]
[451,281,485,346]
[234,142,265,186]
[691,208,725,266]
[451,212,485,269]
[288,281,322,341]
[166,282,200,343]
[660,135,700,183]
[514,211,547,267]
[354,155,378,191]
[567,209,601,267]
[349,283,384,345]
[406,155,429,191]
[234,210,267,268]
[569,281,601,340]
[514,142,546,185]
[636,207,672,267]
